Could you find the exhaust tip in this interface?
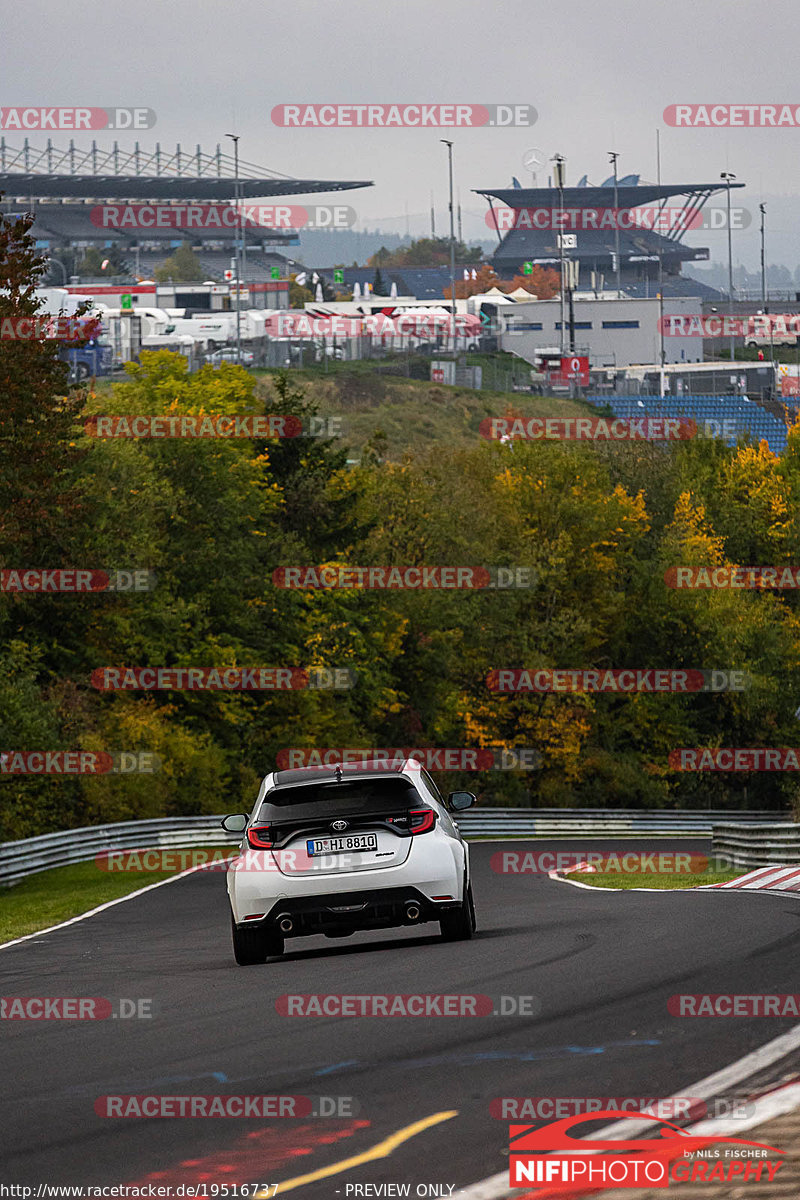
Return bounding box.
[405,903,421,922]
[277,913,294,934]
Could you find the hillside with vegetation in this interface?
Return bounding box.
[3,212,800,837]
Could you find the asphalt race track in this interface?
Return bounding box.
[2,838,800,1196]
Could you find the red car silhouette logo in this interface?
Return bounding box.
[511,1111,782,1155]
[509,1111,783,1192]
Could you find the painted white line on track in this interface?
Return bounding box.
[550,872,800,896]
[0,864,212,951]
[688,1080,800,1137]
[455,1023,800,1199]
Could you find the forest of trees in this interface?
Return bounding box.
[443,263,561,300]
[368,237,485,268]
[3,210,800,840]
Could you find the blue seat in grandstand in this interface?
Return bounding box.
[587,394,789,455]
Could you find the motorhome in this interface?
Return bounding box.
[162,311,236,349]
[96,306,174,337]
[744,314,799,349]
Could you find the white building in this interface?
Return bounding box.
[498,294,703,369]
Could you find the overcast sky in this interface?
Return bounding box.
[4,0,800,266]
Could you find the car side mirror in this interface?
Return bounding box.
[448,791,476,811]
[221,813,248,832]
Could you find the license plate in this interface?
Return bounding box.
[307,834,378,856]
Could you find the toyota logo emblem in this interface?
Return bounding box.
[331,820,348,831]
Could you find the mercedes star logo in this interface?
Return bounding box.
[522,147,546,171]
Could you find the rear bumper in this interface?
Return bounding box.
[234,886,461,938]
[227,837,465,925]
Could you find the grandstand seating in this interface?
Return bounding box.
[318,266,479,300]
[622,276,726,301]
[91,250,297,284]
[585,394,790,454]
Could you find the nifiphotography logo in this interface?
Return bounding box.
[508,1111,784,1189]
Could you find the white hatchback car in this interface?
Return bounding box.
[221,759,477,964]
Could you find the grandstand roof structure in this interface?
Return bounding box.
[476,179,746,286]
[476,183,744,210]
[0,139,372,200]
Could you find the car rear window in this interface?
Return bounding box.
[258,777,421,823]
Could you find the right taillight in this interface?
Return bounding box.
[246,824,273,849]
[409,807,437,834]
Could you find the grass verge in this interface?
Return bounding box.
[0,849,235,944]
[565,869,743,890]
[84,360,588,459]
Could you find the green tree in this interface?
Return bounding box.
[76,245,131,279]
[258,371,368,558]
[289,277,314,308]
[154,241,206,283]
[368,237,484,268]
[0,210,88,562]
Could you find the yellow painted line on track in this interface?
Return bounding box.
[263,1109,459,1195]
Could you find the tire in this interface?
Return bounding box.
[231,914,284,965]
[440,882,476,942]
[74,362,90,382]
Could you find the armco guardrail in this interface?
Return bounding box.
[0,808,788,887]
[452,808,786,839]
[712,822,800,869]
[0,816,230,888]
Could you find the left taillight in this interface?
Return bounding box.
[246,824,274,849]
[409,807,437,834]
